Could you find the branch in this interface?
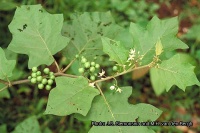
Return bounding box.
[54,60,61,72]
[93,65,150,83]
[62,58,76,73]
[0,79,8,85]
[0,85,8,92]
[54,72,78,78]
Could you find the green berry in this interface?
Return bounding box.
[90,67,95,72]
[32,67,37,72]
[84,62,90,68]
[44,68,50,74]
[49,72,54,76]
[48,79,53,85]
[31,78,37,84]
[42,78,48,84]
[38,84,44,89]
[94,56,97,60]
[50,75,55,80]
[94,73,97,76]
[31,73,37,78]
[46,85,51,90]
[95,64,100,69]
[37,76,42,82]
[90,76,95,81]
[78,68,84,73]
[91,62,95,66]
[113,66,118,71]
[75,54,79,58]
[28,76,31,80]
[81,58,87,63]
[36,71,41,76]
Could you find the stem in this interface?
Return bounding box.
[95,83,116,120]
[12,79,30,86]
[54,72,78,78]
[62,58,76,73]
[54,60,61,72]
[0,79,8,85]
[93,65,149,83]
[0,85,8,92]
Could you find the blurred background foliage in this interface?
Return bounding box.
[0,0,200,133]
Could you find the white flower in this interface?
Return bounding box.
[129,49,136,55]
[110,86,115,90]
[89,83,95,88]
[116,88,122,93]
[98,69,105,77]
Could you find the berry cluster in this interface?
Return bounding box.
[28,67,55,90]
[77,56,100,81]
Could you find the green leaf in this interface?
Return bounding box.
[45,76,99,116]
[0,124,7,133]
[0,1,17,11]
[12,116,41,133]
[0,83,10,99]
[130,16,188,65]
[102,37,129,65]
[150,54,200,95]
[8,4,69,68]
[76,87,162,133]
[185,24,200,41]
[0,47,16,80]
[62,12,123,60]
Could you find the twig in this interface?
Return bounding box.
[54,72,78,78]
[0,85,8,92]
[54,60,61,72]
[62,58,76,73]
[0,79,8,85]
[93,65,149,83]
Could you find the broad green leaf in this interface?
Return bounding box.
[130,16,188,65]
[12,116,41,133]
[0,83,10,99]
[45,76,99,116]
[185,24,200,41]
[102,37,129,65]
[0,48,16,80]
[150,54,200,95]
[0,124,7,133]
[76,87,162,133]
[62,12,123,60]
[0,1,17,11]
[8,4,69,68]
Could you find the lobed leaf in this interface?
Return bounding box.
[62,12,123,60]
[150,54,200,95]
[76,87,162,133]
[102,37,129,65]
[130,16,188,65]
[12,116,41,133]
[0,48,16,80]
[45,76,99,116]
[8,4,69,68]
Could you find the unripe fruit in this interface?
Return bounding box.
[75,54,79,58]
[48,79,53,85]
[44,68,50,74]
[90,76,95,81]
[113,66,118,71]
[37,76,42,82]
[78,68,84,73]
[46,85,51,90]
[90,67,95,72]
[31,73,37,78]
[36,71,41,76]
[49,72,54,76]
[94,73,97,76]
[81,58,87,63]
[38,84,44,89]
[31,78,37,84]
[32,67,37,72]
[95,64,100,69]
[28,76,31,80]
[42,78,48,84]
[50,75,55,80]
[91,62,95,66]
[84,62,90,68]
